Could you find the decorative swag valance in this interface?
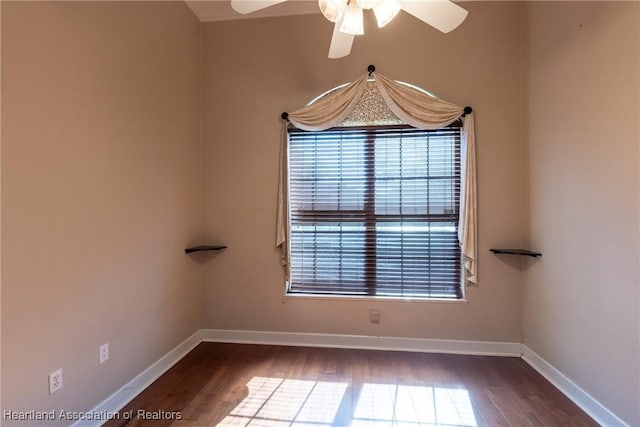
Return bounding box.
[277,66,477,287]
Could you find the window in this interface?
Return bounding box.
[287,124,462,299]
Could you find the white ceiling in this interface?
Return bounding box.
[184,0,320,22]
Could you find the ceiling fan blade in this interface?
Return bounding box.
[230,0,288,15]
[328,22,355,59]
[397,0,468,33]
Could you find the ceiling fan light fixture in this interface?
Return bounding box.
[373,0,400,27]
[356,0,382,10]
[340,3,364,35]
[318,0,348,23]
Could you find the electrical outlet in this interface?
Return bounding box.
[99,343,109,364]
[49,369,63,394]
[370,309,380,324]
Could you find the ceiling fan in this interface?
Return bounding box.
[230,0,468,59]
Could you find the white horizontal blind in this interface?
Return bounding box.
[288,125,462,299]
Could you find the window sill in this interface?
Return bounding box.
[283,293,468,304]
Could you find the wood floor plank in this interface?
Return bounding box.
[104,343,598,427]
[442,355,511,427]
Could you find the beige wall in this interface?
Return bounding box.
[3,1,637,424]
[1,0,3,407]
[201,2,527,342]
[524,2,640,425]
[1,1,203,422]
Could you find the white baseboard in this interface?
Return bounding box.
[71,330,202,427]
[200,328,522,356]
[521,345,628,427]
[72,330,627,427]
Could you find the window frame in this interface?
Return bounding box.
[285,123,465,301]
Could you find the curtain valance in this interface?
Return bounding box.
[277,69,477,287]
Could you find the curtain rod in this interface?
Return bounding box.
[281,64,473,121]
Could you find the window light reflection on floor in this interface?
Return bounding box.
[217,377,347,426]
[353,384,477,426]
[216,376,477,427]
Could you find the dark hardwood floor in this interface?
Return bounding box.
[104,343,597,427]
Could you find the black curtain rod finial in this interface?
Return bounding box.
[462,106,473,117]
[367,64,375,76]
[281,112,289,121]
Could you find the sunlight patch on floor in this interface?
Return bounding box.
[217,377,346,426]
[353,383,477,426]
[216,376,477,426]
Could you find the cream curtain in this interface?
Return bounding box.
[286,74,369,131]
[276,71,477,287]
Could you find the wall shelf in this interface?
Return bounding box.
[184,245,227,254]
[490,248,541,258]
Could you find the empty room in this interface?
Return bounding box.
[1,1,639,426]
